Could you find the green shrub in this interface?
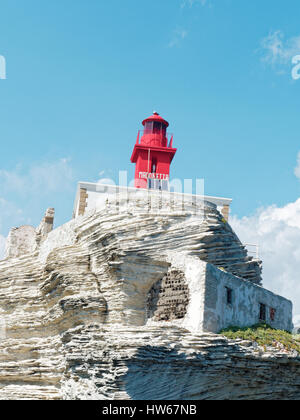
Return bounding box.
[219,323,300,353]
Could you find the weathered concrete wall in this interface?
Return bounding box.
[203,263,293,333]
[146,258,293,334]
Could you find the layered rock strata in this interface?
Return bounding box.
[0,198,297,400]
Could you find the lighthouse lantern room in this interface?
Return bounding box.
[130,112,177,190]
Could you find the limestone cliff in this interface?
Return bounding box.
[0,199,298,400]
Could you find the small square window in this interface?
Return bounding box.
[270,308,276,322]
[259,303,266,322]
[226,287,233,305]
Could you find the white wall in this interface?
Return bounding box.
[146,257,293,334]
[73,183,232,218]
[203,263,293,333]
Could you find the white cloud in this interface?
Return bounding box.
[168,29,188,48]
[0,158,73,196]
[0,158,74,243]
[231,198,300,326]
[259,30,300,69]
[0,197,24,230]
[294,151,300,180]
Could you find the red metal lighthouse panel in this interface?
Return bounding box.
[130,112,177,189]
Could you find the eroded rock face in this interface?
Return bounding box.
[0,202,297,400]
[36,208,55,244]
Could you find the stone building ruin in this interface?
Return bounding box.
[5,208,55,259]
[146,269,190,322]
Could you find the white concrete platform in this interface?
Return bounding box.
[73,182,232,219]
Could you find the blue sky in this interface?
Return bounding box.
[1,0,300,320]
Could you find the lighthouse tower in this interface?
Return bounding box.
[130,112,177,190]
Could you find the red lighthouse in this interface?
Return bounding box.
[130,112,177,190]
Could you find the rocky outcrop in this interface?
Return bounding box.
[5,208,55,259]
[0,322,299,400]
[0,199,297,400]
[36,208,55,244]
[61,326,300,401]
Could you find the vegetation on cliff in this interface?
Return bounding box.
[220,324,300,353]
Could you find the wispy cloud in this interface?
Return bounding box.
[175,0,210,47]
[168,28,188,48]
[0,158,74,248]
[181,0,208,7]
[0,158,73,197]
[0,197,24,230]
[294,151,300,180]
[259,30,300,71]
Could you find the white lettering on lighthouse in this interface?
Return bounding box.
[139,172,169,180]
